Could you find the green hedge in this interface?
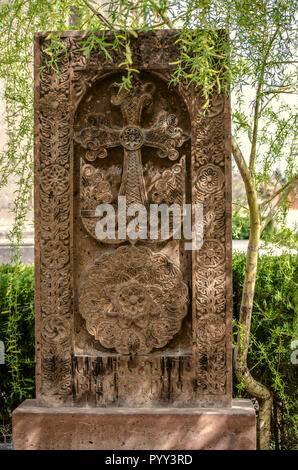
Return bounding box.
[0,264,35,422]
[233,253,298,449]
[0,255,297,448]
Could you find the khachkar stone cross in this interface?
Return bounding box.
[74,80,189,207]
[74,78,190,354]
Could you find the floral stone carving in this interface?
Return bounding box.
[79,246,188,354]
[74,78,189,208]
[33,31,232,407]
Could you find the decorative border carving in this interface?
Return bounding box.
[35,37,73,404]
[191,91,232,396]
[34,31,231,406]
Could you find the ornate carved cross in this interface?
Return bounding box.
[74,80,189,206]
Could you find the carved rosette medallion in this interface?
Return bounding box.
[196,239,225,268]
[197,314,226,345]
[196,164,224,194]
[120,125,144,150]
[79,246,188,354]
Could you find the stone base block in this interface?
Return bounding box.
[13,399,256,450]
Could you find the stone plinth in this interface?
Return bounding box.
[13,399,256,450]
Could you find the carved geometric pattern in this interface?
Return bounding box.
[196,164,224,194]
[150,156,185,205]
[196,239,225,268]
[36,43,73,403]
[191,90,229,395]
[79,246,188,355]
[35,31,231,406]
[74,78,189,208]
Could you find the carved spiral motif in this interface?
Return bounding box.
[42,315,69,344]
[86,149,107,161]
[120,126,144,150]
[196,164,224,194]
[197,314,226,345]
[79,246,188,354]
[151,160,184,204]
[41,240,69,269]
[81,163,113,210]
[40,164,69,196]
[197,239,225,268]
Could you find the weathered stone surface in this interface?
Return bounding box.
[13,399,256,450]
[13,29,253,453]
[32,30,232,409]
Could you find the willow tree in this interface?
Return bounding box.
[0,0,297,449]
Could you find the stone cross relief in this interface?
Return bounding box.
[74,80,189,209]
[73,79,190,354]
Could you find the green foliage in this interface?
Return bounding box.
[262,220,298,250]
[233,253,298,450]
[232,208,250,239]
[0,265,35,423]
[232,208,298,248]
[0,0,296,256]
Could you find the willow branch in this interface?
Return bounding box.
[232,136,255,195]
[233,119,253,143]
[261,178,297,233]
[260,174,298,209]
[262,88,297,96]
[232,201,249,211]
[81,0,113,29]
[249,28,280,173]
[259,94,276,116]
[147,0,175,28]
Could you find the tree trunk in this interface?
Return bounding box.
[232,136,273,450]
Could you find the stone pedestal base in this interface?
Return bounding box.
[13,399,256,450]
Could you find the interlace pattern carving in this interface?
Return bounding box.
[79,246,188,354]
[37,47,72,402]
[74,78,189,208]
[191,91,229,395]
[35,32,231,405]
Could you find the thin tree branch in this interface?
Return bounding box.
[81,0,114,29]
[260,174,298,209]
[259,94,277,116]
[261,178,297,233]
[262,87,297,95]
[147,0,175,28]
[233,119,253,143]
[232,201,249,211]
[232,136,255,195]
[249,27,280,173]
[152,12,185,28]
[232,134,272,450]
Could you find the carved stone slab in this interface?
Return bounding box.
[34,30,232,408]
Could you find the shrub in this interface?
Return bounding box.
[232,209,250,239]
[233,253,298,450]
[0,264,35,423]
